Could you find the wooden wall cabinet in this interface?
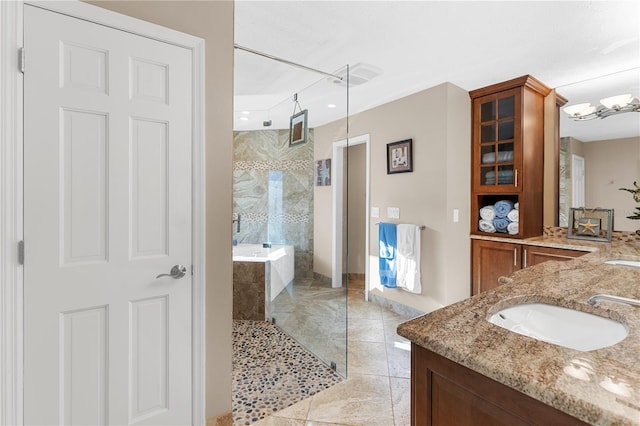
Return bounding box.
[470,75,552,239]
[411,344,589,426]
[471,239,586,295]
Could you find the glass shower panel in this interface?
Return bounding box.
[232,66,349,377]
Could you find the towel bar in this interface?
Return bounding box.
[375,222,426,231]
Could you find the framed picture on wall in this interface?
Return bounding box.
[387,139,413,174]
[289,109,308,146]
[316,159,331,186]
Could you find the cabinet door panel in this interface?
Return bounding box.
[431,373,527,426]
[524,245,587,268]
[472,240,521,295]
[412,344,590,426]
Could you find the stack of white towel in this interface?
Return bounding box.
[478,200,519,235]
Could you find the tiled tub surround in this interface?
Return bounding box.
[233,244,295,321]
[233,130,314,279]
[398,238,640,425]
[233,261,266,321]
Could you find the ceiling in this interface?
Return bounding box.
[234,1,640,141]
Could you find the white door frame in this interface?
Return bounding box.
[0,2,206,424]
[571,154,585,208]
[332,134,370,298]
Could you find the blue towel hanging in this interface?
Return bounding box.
[378,222,397,287]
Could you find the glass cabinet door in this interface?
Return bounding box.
[477,91,518,189]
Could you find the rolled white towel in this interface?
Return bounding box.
[479,219,496,233]
[507,209,519,222]
[479,205,496,221]
[507,221,519,235]
[514,202,519,210]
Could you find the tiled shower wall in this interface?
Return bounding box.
[559,137,571,227]
[233,129,314,278]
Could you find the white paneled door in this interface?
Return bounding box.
[24,5,193,425]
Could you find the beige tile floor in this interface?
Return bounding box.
[254,280,413,426]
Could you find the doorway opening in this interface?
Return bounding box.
[332,134,370,299]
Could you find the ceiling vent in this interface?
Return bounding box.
[328,63,383,87]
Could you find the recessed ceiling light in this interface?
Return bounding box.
[241,111,250,115]
[240,116,249,121]
[327,104,337,108]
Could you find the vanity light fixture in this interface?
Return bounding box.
[563,93,640,120]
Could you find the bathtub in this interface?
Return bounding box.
[232,243,294,302]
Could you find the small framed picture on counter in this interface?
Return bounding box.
[568,207,613,241]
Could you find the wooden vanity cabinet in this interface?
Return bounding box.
[471,239,586,295]
[411,344,589,426]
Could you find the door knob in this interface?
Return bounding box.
[156,264,187,279]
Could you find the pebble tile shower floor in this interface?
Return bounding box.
[232,320,343,425]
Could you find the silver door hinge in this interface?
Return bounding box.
[191,265,194,276]
[18,48,25,73]
[18,240,24,265]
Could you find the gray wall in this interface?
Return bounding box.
[314,82,471,313]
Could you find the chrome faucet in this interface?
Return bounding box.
[586,294,640,307]
[232,213,241,233]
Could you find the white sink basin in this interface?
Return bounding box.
[605,259,640,268]
[488,303,628,351]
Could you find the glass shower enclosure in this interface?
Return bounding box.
[232,56,350,377]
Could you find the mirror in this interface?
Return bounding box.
[557,68,640,232]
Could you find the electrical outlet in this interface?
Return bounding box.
[387,207,400,219]
[371,207,380,218]
[453,209,459,223]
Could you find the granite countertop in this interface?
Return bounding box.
[397,238,640,425]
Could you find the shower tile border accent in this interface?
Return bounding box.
[234,159,312,172]
[240,212,310,224]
